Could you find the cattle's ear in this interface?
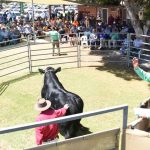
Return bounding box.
[38,68,45,74]
[55,67,61,73]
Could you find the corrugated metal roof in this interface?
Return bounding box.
[6,0,80,5]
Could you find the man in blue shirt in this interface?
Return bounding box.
[132,36,143,59]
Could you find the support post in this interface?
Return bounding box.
[31,0,36,44]
[27,36,32,73]
[49,5,51,19]
[77,33,81,68]
[127,33,131,67]
[121,106,128,150]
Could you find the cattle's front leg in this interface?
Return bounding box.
[64,130,72,139]
[65,123,78,139]
[60,123,77,139]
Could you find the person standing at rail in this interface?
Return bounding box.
[35,98,69,145]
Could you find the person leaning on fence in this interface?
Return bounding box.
[132,57,150,82]
[119,35,129,56]
[44,27,60,56]
[132,36,143,59]
[35,98,69,145]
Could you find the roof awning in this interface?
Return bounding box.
[6,0,81,5]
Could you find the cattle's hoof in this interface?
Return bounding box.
[80,126,89,131]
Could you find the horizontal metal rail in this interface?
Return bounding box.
[31,53,77,57]
[32,61,78,68]
[30,42,50,45]
[0,56,28,66]
[0,44,28,52]
[0,104,128,134]
[30,49,77,54]
[0,67,29,77]
[31,55,77,61]
[30,45,78,50]
[130,46,144,50]
[58,46,78,49]
[139,58,150,62]
[80,49,119,52]
[31,42,78,46]
[81,60,127,63]
[0,37,27,45]
[30,48,50,51]
[0,61,28,71]
[31,52,77,57]
[0,50,28,59]
[130,33,150,38]
[142,42,150,46]
[142,53,150,57]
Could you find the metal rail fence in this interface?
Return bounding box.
[0,34,79,77]
[1,33,150,78]
[127,34,150,67]
[28,33,80,73]
[0,104,128,150]
[0,37,29,78]
[78,32,128,67]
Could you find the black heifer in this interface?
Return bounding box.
[38,66,89,139]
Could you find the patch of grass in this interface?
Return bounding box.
[0,67,150,149]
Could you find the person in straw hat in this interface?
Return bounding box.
[35,98,69,145]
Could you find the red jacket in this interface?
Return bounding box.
[35,108,67,145]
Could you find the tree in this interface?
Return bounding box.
[123,0,150,34]
[77,0,119,5]
[77,0,150,34]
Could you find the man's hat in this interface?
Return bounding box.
[35,98,51,111]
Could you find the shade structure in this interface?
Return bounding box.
[6,0,81,5]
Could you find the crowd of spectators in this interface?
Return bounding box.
[1,9,149,56]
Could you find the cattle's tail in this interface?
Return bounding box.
[79,123,89,131]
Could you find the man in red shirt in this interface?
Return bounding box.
[35,98,69,145]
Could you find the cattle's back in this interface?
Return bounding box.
[65,92,84,115]
[42,87,84,115]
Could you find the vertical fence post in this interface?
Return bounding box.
[127,33,131,67]
[121,106,128,150]
[123,106,128,130]
[77,33,81,68]
[27,35,32,73]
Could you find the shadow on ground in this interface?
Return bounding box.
[96,63,137,81]
[0,72,38,95]
[89,50,146,81]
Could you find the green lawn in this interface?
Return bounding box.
[0,65,150,149]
